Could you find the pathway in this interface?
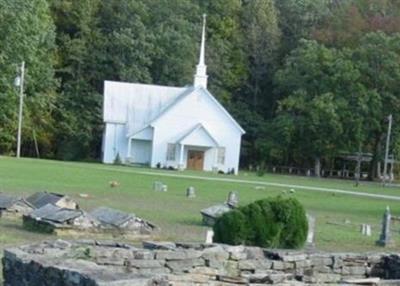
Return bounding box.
[96,166,400,202]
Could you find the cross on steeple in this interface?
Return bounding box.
[194,14,208,89]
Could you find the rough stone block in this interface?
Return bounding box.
[156,249,202,260]
[310,255,333,267]
[188,266,220,276]
[217,274,247,284]
[225,245,247,261]
[245,247,266,260]
[272,260,294,271]
[133,250,154,260]
[202,245,230,261]
[167,258,205,272]
[223,260,240,277]
[341,265,367,276]
[295,259,312,269]
[143,241,176,250]
[281,253,307,262]
[126,259,164,269]
[238,259,272,271]
[167,273,209,283]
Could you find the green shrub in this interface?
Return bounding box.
[213,196,308,249]
[213,209,248,245]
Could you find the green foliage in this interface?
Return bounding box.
[213,209,248,245]
[2,0,400,179]
[0,0,57,156]
[213,197,308,249]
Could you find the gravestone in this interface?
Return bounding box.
[377,206,394,247]
[200,204,232,226]
[360,224,372,236]
[366,224,372,236]
[153,181,167,192]
[186,187,196,198]
[205,229,214,244]
[227,191,239,208]
[306,214,315,245]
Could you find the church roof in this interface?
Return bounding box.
[149,87,245,134]
[104,81,191,135]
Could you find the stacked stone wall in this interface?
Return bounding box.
[2,240,400,285]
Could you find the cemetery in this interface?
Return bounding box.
[4,1,400,284]
[1,157,400,285]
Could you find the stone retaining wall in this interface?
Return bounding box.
[2,240,400,285]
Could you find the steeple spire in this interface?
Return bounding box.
[194,14,208,89]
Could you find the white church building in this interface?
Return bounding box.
[102,15,245,173]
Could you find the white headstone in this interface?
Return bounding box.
[153,181,163,192]
[365,224,371,236]
[186,187,196,198]
[227,191,239,207]
[205,229,214,244]
[306,214,315,244]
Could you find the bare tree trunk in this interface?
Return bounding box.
[314,157,321,178]
[369,133,383,181]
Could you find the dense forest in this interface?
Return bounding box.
[1,0,400,178]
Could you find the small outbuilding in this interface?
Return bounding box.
[23,204,157,238]
[23,203,97,234]
[26,192,78,210]
[0,193,34,218]
[200,203,233,226]
[90,207,157,235]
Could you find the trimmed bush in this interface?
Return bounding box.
[213,209,248,245]
[213,196,308,249]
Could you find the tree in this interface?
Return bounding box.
[273,40,363,174]
[275,0,330,53]
[313,0,400,47]
[240,0,281,113]
[352,32,400,178]
[0,0,57,156]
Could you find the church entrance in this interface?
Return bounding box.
[187,150,204,170]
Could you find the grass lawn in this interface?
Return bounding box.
[0,156,400,254]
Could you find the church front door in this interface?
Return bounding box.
[187,150,204,170]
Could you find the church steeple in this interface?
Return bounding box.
[194,14,208,89]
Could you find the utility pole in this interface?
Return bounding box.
[355,145,362,187]
[16,61,25,158]
[383,114,392,186]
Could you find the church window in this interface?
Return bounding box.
[217,147,225,164]
[167,144,176,161]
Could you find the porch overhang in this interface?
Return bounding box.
[176,123,219,148]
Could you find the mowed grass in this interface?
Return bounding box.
[0,156,399,254]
